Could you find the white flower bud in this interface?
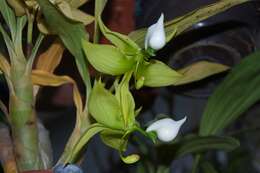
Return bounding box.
[145,13,166,50]
[146,117,187,142]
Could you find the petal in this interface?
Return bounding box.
[148,13,166,50]
[144,13,166,50]
[146,117,187,142]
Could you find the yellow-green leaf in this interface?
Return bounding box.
[175,61,229,85]
[82,40,135,75]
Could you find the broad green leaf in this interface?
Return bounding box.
[0,0,17,40]
[199,51,260,135]
[136,60,182,88]
[129,0,248,48]
[68,0,89,8]
[201,162,219,173]
[94,0,107,43]
[115,72,136,127]
[98,16,140,56]
[156,135,239,164]
[88,81,124,129]
[82,40,135,75]
[175,61,229,85]
[37,0,90,94]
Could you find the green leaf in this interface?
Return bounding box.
[88,81,124,129]
[175,61,229,85]
[0,0,17,40]
[94,0,107,43]
[129,0,248,48]
[98,16,140,56]
[136,60,182,88]
[157,135,239,164]
[199,51,260,136]
[37,0,90,95]
[82,40,135,75]
[201,162,219,173]
[115,72,136,127]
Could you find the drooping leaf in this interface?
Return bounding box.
[175,61,229,85]
[37,0,90,93]
[129,0,248,48]
[157,135,239,165]
[31,70,83,114]
[199,51,260,135]
[98,16,140,56]
[82,40,135,75]
[36,40,64,73]
[88,81,124,129]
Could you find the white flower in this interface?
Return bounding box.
[145,13,166,50]
[146,117,187,142]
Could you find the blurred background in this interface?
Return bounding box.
[1,0,259,173]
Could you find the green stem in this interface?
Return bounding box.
[10,62,43,171]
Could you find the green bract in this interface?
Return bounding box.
[136,60,183,88]
[88,80,124,129]
[98,16,140,56]
[88,72,137,129]
[82,40,136,75]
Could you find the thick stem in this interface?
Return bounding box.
[9,64,43,171]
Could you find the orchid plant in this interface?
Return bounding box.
[0,0,250,173]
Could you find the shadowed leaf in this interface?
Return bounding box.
[200,51,260,135]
